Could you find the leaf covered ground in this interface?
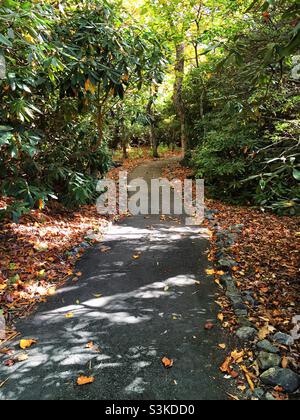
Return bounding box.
[163,160,300,400]
[0,149,180,341]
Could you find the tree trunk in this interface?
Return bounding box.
[122,138,128,160]
[147,85,159,159]
[121,117,128,159]
[173,43,187,158]
[96,108,104,149]
[150,123,159,158]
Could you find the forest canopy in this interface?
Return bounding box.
[0,0,299,220]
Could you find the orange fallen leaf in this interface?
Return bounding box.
[20,339,37,350]
[161,357,174,368]
[230,370,239,379]
[206,269,215,276]
[220,356,231,373]
[77,376,95,386]
[216,270,225,276]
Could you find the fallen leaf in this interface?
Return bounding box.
[214,278,223,288]
[132,254,141,260]
[258,325,275,341]
[218,343,226,350]
[281,356,288,369]
[65,312,74,319]
[4,359,15,367]
[241,365,255,392]
[77,376,95,386]
[0,348,13,355]
[206,269,215,276]
[230,370,239,379]
[227,393,240,401]
[204,322,214,330]
[217,313,224,323]
[100,246,111,253]
[161,357,174,368]
[220,357,231,373]
[231,349,244,363]
[15,353,29,362]
[216,270,225,276]
[20,339,37,350]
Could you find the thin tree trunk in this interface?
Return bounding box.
[122,138,128,160]
[194,42,200,68]
[147,85,159,159]
[173,43,187,158]
[150,123,159,158]
[96,107,104,149]
[121,116,128,159]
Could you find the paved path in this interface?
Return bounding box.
[0,159,233,400]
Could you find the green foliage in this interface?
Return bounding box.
[0,0,165,220]
[178,0,300,214]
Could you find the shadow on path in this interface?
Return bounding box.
[0,160,234,400]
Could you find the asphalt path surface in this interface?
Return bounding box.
[0,159,232,400]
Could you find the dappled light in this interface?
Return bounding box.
[0,0,299,402]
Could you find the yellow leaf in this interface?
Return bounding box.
[241,365,255,392]
[206,269,215,276]
[231,349,244,363]
[84,79,91,92]
[77,376,95,386]
[47,287,56,296]
[20,339,37,350]
[65,312,74,319]
[132,254,141,260]
[217,313,224,323]
[216,270,225,276]
[218,343,226,350]
[214,278,223,288]
[258,324,275,341]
